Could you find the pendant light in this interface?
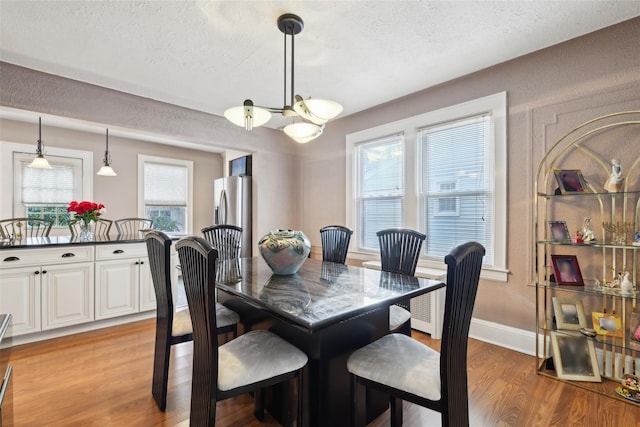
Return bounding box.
[224,13,342,143]
[28,117,53,169]
[97,129,117,176]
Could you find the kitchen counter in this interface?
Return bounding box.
[0,232,189,250]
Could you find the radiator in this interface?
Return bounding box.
[361,261,446,339]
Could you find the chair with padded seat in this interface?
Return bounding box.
[114,217,153,235]
[347,241,485,427]
[377,228,426,335]
[320,225,353,264]
[145,231,240,412]
[202,225,243,259]
[69,218,113,237]
[0,217,53,239]
[176,236,308,426]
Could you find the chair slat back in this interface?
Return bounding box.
[115,218,153,235]
[0,218,53,239]
[320,225,353,264]
[376,228,426,276]
[440,241,485,426]
[202,225,242,260]
[145,231,175,320]
[69,218,113,237]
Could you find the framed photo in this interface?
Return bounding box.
[592,312,623,337]
[552,297,587,330]
[548,221,570,242]
[551,255,584,286]
[550,332,602,382]
[629,313,640,350]
[554,169,590,194]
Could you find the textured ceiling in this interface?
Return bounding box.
[1,1,639,128]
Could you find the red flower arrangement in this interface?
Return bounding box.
[67,200,106,226]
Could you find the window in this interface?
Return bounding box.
[1,142,93,227]
[356,134,404,250]
[138,155,193,233]
[346,92,507,281]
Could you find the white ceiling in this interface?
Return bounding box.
[1,1,639,128]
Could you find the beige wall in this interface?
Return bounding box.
[0,63,302,251]
[298,17,640,331]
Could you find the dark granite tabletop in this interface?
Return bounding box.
[216,257,445,333]
[0,233,188,250]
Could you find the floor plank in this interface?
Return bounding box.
[5,319,640,426]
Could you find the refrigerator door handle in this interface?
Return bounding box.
[219,189,227,224]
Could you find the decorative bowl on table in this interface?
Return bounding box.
[258,229,311,275]
[616,374,640,403]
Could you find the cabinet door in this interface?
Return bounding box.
[41,262,95,330]
[138,257,157,312]
[0,267,41,336]
[95,260,139,320]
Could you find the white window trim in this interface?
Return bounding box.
[0,141,93,221]
[137,155,194,233]
[346,92,508,282]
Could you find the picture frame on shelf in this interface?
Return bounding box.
[628,313,640,350]
[552,297,587,330]
[554,169,590,194]
[550,331,602,382]
[551,255,584,286]
[592,312,623,338]
[549,221,570,242]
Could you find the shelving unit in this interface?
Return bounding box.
[534,111,640,404]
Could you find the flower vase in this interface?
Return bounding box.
[79,221,94,241]
[258,229,311,275]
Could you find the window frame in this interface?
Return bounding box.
[137,155,193,233]
[0,141,93,225]
[346,92,508,282]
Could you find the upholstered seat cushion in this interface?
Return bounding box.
[347,333,441,401]
[172,309,193,337]
[216,303,240,328]
[218,329,308,391]
[389,305,412,331]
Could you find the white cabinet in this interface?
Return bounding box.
[0,266,40,336]
[138,256,156,312]
[0,246,95,337]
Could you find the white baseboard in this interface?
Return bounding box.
[469,318,540,357]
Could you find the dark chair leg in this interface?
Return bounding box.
[296,369,304,427]
[351,375,366,427]
[151,333,170,411]
[399,320,412,336]
[390,396,403,427]
[254,388,265,421]
[232,323,238,339]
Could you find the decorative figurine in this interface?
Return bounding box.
[578,217,595,243]
[620,272,634,295]
[604,158,624,192]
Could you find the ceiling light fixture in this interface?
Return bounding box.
[97,129,117,176]
[224,13,342,143]
[28,117,53,169]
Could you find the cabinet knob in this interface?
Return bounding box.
[34,271,40,275]
[3,256,20,262]
[139,261,144,265]
[42,270,47,274]
[61,253,76,258]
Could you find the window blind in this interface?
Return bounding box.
[144,162,188,206]
[17,153,80,204]
[356,134,404,250]
[420,114,494,264]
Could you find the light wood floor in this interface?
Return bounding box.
[5,319,640,426]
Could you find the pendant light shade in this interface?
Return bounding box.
[224,14,341,142]
[293,96,343,125]
[224,100,272,131]
[97,129,117,176]
[283,122,324,144]
[28,117,53,169]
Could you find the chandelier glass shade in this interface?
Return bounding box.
[224,13,341,142]
[28,117,53,169]
[97,128,117,176]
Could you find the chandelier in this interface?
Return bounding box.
[224,14,343,143]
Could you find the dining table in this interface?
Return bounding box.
[215,257,445,427]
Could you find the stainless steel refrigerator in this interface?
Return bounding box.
[214,176,252,257]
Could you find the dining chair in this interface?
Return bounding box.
[176,236,308,426]
[320,225,353,264]
[0,217,53,239]
[201,225,242,259]
[145,231,240,412]
[114,217,153,235]
[69,218,113,237]
[347,241,485,427]
[377,228,426,335]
